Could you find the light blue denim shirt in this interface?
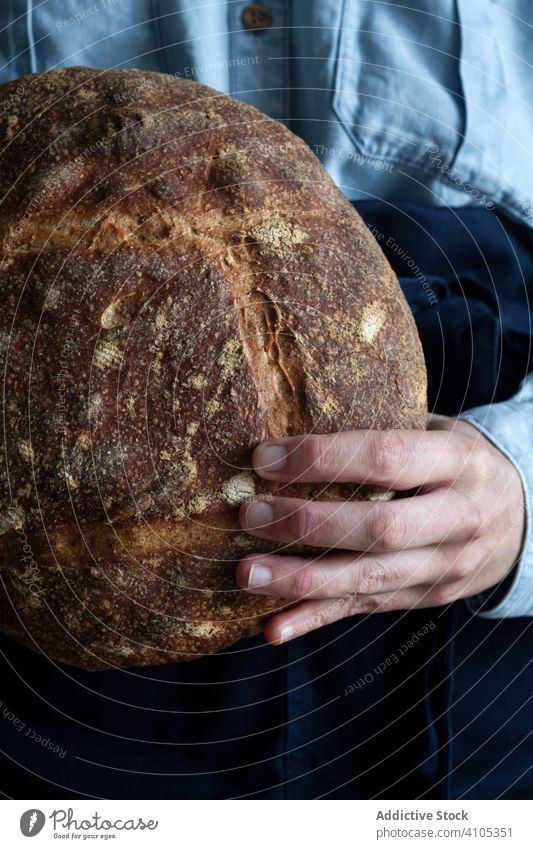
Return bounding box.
[0,0,532,616]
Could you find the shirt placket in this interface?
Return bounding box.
[227,1,290,123]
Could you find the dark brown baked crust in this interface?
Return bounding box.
[0,67,427,669]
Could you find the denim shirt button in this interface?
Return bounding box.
[241,4,273,32]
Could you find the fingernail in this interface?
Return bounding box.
[255,443,287,474]
[279,625,294,643]
[244,499,274,528]
[248,563,272,589]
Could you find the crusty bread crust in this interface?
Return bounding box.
[0,68,426,669]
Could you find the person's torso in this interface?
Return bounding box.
[1,1,533,801]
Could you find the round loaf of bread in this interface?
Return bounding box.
[0,68,426,670]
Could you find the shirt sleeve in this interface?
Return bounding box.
[458,373,533,618]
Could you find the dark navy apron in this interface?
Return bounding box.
[1,202,532,799]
